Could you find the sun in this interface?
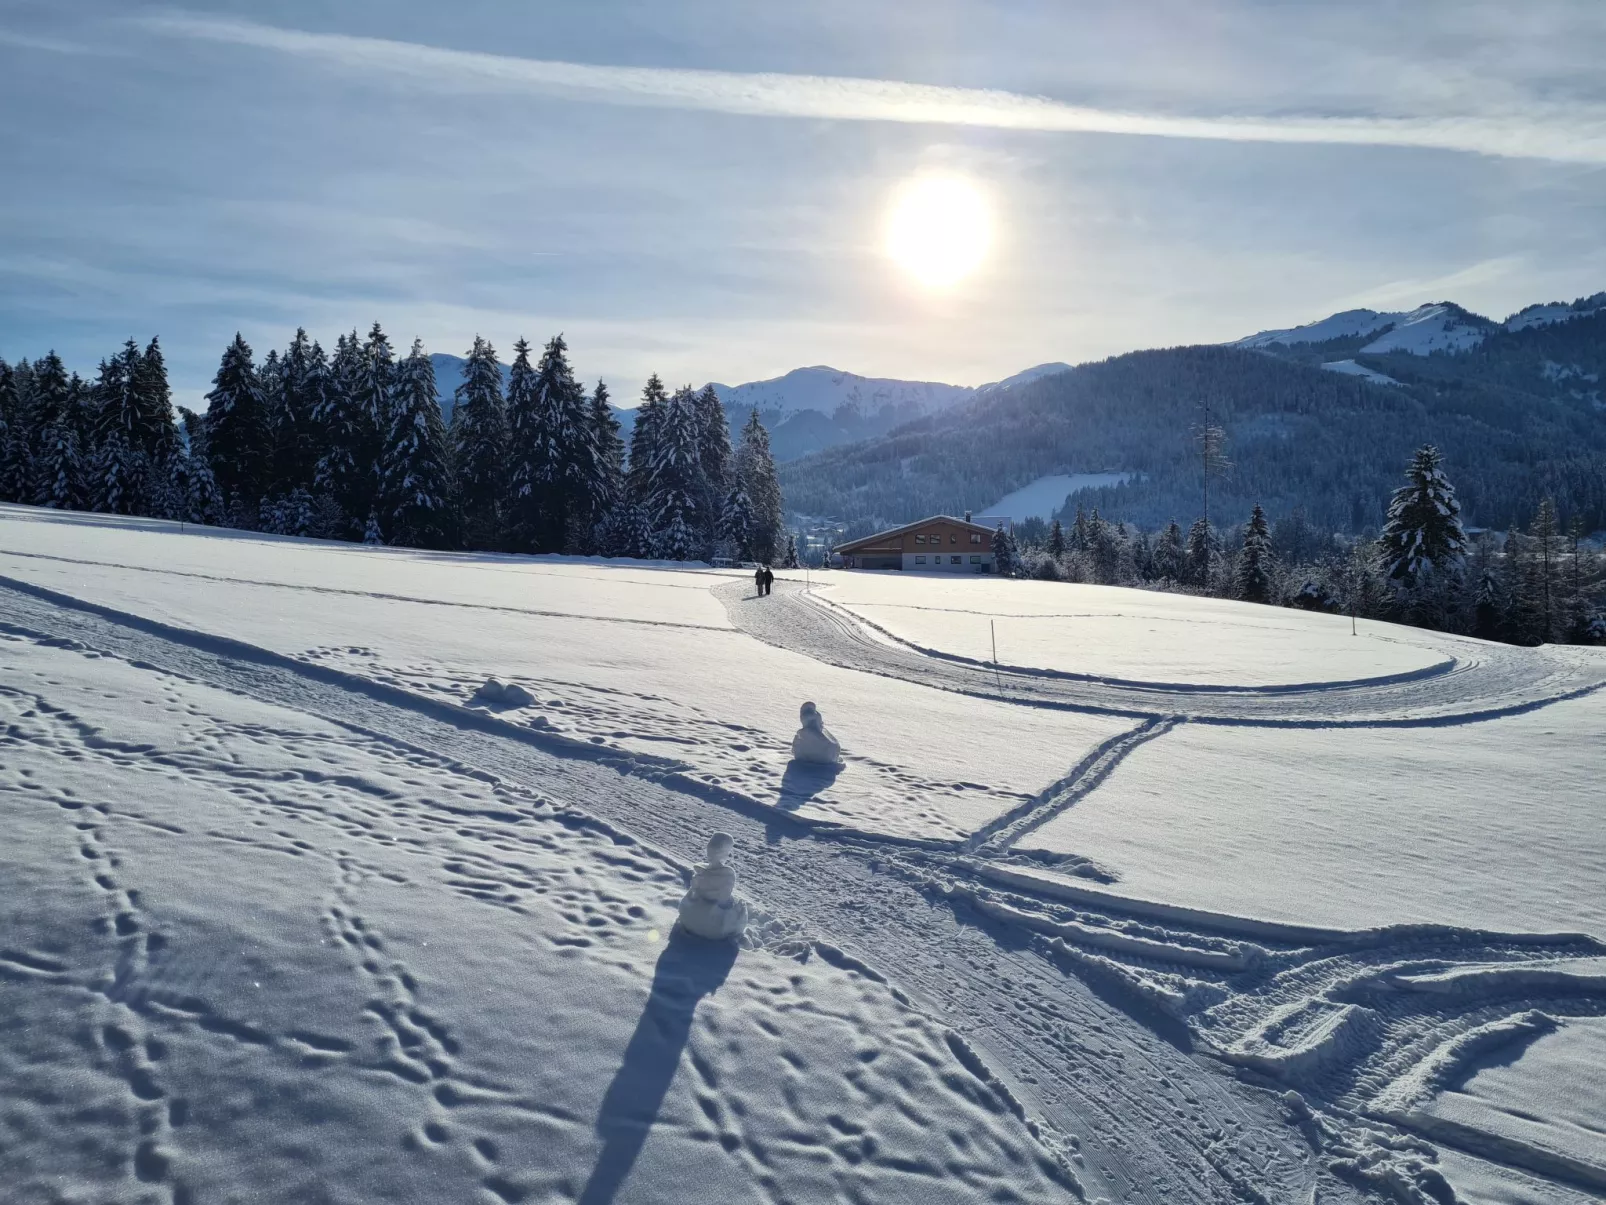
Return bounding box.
[883,174,992,290]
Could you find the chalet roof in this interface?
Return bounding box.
[833,515,997,554]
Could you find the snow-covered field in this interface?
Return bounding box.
[4,502,1605,1205]
[819,573,1451,687]
[984,472,1134,523]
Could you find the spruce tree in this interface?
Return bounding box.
[1378,445,1466,592]
[1070,504,1090,554]
[1185,518,1214,589]
[1047,518,1067,560]
[626,374,668,511]
[136,337,180,468]
[1236,503,1275,603]
[381,339,454,550]
[0,359,14,502]
[350,323,396,519]
[647,386,707,559]
[362,509,384,545]
[204,334,270,511]
[694,383,730,540]
[1529,498,1562,642]
[993,523,1018,577]
[719,483,756,561]
[451,336,508,550]
[274,329,322,495]
[92,430,148,516]
[733,408,783,564]
[34,419,84,510]
[504,337,542,552]
[588,380,625,546]
[314,332,366,532]
[1150,520,1183,582]
[782,533,800,570]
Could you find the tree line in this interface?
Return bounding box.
[0,325,789,564]
[991,446,1604,647]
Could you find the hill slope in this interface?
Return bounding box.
[781,303,1606,534]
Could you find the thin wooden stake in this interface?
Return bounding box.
[991,619,1003,693]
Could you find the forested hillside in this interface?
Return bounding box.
[781,314,1606,535]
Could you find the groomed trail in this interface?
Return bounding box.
[719,579,1606,726]
[5,574,1605,1203]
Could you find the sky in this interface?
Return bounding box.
[3,0,1605,409]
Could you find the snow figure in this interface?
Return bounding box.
[677,833,749,941]
[790,701,842,766]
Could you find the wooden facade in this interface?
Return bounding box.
[833,516,998,572]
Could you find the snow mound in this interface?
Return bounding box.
[472,678,535,708]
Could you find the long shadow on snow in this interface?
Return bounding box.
[576,929,738,1205]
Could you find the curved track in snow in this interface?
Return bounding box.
[8,574,1606,1202]
[719,580,1606,726]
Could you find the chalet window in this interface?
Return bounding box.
[915,535,926,544]
[970,533,981,544]
[949,534,957,543]
[915,555,926,564]
[970,555,981,563]
[951,556,961,565]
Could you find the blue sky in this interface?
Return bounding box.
[3,1,1605,408]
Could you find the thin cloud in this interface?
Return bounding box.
[140,12,1606,165]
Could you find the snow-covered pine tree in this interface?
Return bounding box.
[363,509,385,545]
[313,332,366,534]
[586,380,625,549]
[92,430,149,516]
[503,336,544,552]
[0,359,14,502]
[1377,445,1466,593]
[273,329,322,497]
[1047,518,1067,560]
[626,374,668,512]
[1153,520,1185,582]
[34,419,84,510]
[1236,503,1275,603]
[647,386,707,560]
[1500,529,1542,645]
[136,337,180,470]
[1528,498,1562,642]
[182,450,224,526]
[381,339,454,550]
[733,408,783,565]
[204,333,271,510]
[28,353,72,465]
[694,384,730,542]
[1185,517,1214,589]
[993,523,1018,577]
[1070,504,1090,553]
[782,533,800,570]
[350,323,397,519]
[718,483,756,561]
[450,336,508,551]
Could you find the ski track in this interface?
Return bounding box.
[4,576,1605,1202]
[721,580,1606,727]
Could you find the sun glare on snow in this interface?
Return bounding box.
[883,174,992,290]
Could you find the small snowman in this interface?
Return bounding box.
[790,701,842,766]
[676,833,750,941]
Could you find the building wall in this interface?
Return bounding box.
[842,519,996,571]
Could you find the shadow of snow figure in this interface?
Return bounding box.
[577,928,739,1205]
[777,759,844,810]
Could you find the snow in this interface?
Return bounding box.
[5,502,1606,1203]
[0,507,1126,844]
[1011,691,1606,938]
[1233,308,1399,349]
[1414,1017,1606,1194]
[1504,292,1606,332]
[984,472,1134,522]
[1359,302,1495,354]
[818,574,1449,687]
[974,362,1073,393]
[1321,358,1403,386]
[0,634,1071,1204]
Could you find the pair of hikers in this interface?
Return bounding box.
[754,565,775,596]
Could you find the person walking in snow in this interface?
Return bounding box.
[761,566,774,596]
[754,565,766,597]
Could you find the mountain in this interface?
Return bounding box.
[779,293,1606,536]
[428,357,1005,462]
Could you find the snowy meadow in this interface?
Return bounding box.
[3,503,1605,1205]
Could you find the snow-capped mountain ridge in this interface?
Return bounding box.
[1234,291,1606,354]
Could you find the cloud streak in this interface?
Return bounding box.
[142,13,1606,165]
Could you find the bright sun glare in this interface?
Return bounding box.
[884,174,992,290]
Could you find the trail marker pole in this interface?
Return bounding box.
[991,620,1003,693]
